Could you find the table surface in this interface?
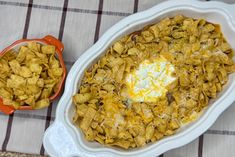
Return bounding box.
[0,0,235,157]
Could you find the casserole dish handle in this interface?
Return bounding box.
[43,35,64,53]
[43,121,84,157]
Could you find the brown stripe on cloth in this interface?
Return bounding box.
[23,0,33,39]
[94,0,104,43]
[133,0,139,13]
[1,0,33,151]
[40,103,53,155]
[0,0,130,17]
[68,8,131,17]
[39,103,53,155]
[0,1,28,7]
[58,0,69,42]
[0,112,55,121]
[198,135,204,157]
[1,114,14,151]
[206,130,235,136]
[39,0,69,155]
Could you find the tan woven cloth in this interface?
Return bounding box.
[0,0,235,156]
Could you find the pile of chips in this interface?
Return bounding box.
[0,42,63,109]
[73,15,235,149]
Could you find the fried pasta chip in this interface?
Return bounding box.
[73,15,235,149]
[0,42,63,109]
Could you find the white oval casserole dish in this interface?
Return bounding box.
[43,0,235,156]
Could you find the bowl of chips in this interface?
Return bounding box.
[43,0,235,157]
[0,35,66,114]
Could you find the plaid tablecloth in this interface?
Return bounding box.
[0,0,235,156]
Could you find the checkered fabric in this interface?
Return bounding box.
[0,0,235,156]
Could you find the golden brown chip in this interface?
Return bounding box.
[73,93,92,104]
[28,42,40,52]
[24,95,35,106]
[16,47,27,62]
[48,68,63,78]
[0,58,11,79]
[7,74,26,89]
[40,87,53,99]
[0,88,12,99]
[29,63,42,74]
[113,42,124,54]
[49,55,60,68]
[20,66,32,78]
[3,49,17,61]
[9,60,21,75]
[41,45,55,54]
[80,107,96,132]
[33,98,50,109]
[3,98,20,109]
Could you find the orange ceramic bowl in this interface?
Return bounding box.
[0,35,67,114]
